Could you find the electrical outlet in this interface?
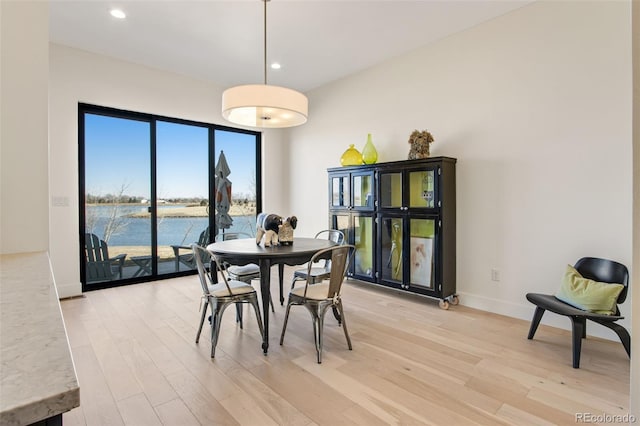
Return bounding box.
[52,196,69,207]
[491,268,501,282]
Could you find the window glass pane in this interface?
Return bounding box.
[214,130,258,240]
[157,121,209,275]
[84,113,150,284]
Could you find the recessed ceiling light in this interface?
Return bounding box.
[270,63,281,70]
[110,9,126,19]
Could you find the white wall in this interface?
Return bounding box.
[47,0,632,343]
[1,1,49,254]
[288,1,633,340]
[631,0,639,417]
[49,45,288,297]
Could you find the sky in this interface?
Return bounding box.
[84,113,257,200]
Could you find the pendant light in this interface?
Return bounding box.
[222,0,308,128]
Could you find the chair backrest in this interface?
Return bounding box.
[85,233,114,281]
[313,229,345,268]
[302,245,355,298]
[192,244,233,297]
[218,231,253,241]
[197,227,211,246]
[315,229,345,245]
[574,257,629,304]
[85,233,109,261]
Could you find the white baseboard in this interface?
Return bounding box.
[458,291,625,342]
[55,281,83,299]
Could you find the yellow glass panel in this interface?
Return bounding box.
[409,218,434,289]
[354,216,373,276]
[409,170,435,208]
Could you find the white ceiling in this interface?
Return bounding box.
[49,0,533,93]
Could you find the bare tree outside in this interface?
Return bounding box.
[85,205,99,235]
[102,183,131,243]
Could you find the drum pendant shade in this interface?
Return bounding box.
[221,0,308,129]
[222,84,308,128]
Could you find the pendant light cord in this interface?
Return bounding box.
[263,0,268,85]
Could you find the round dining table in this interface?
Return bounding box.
[207,237,337,354]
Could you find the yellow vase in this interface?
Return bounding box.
[362,133,378,164]
[340,144,363,166]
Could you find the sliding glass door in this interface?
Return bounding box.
[79,104,261,290]
[156,120,210,276]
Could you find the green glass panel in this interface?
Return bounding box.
[409,218,435,289]
[380,172,402,208]
[380,217,403,282]
[409,170,435,208]
[353,216,373,277]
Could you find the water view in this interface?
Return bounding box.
[87,204,256,249]
[81,110,260,285]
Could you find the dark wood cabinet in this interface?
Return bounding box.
[328,168,376,282]
[328,157,457,308]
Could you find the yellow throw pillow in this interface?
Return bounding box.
[555,264,624,315]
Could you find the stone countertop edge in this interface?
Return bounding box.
[0,251,80,425]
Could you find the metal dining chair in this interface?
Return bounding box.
[280,244,355,363]
[192,244,264,358]
[290,229,345,290]
[217,231,274,313]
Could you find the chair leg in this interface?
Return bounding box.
[311,309,324,364]
[291,276,303,290]
[210,304,225,358]
[269,293,275,313]
[570,316,585,368]
[593,320,631,357]
[336,300,352,350]
[279,298,293,345]
[249,297,265,343]
[235,303,244,329]
[331,306,342,325]
[195,299,208,343]
[527,307,545,339]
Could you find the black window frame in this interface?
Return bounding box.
[78,103,262,291]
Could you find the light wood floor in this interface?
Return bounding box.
[60,268,630,426]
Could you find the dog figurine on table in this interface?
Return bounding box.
[256,213,298,247]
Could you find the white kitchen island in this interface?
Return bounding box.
[1,252,80,425]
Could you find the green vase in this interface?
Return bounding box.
[362,133,378,165]
[341,144,363,166]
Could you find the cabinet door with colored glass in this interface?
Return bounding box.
[406,216,437,293]
[330,211,375,281]
[407,167,438,210]
[329,172,350,209]
[351,170,375,211]
[378,165,439,212]
[379,213,438,294]
[329,169,374,211]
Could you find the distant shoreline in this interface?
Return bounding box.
[88,203,257,218]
